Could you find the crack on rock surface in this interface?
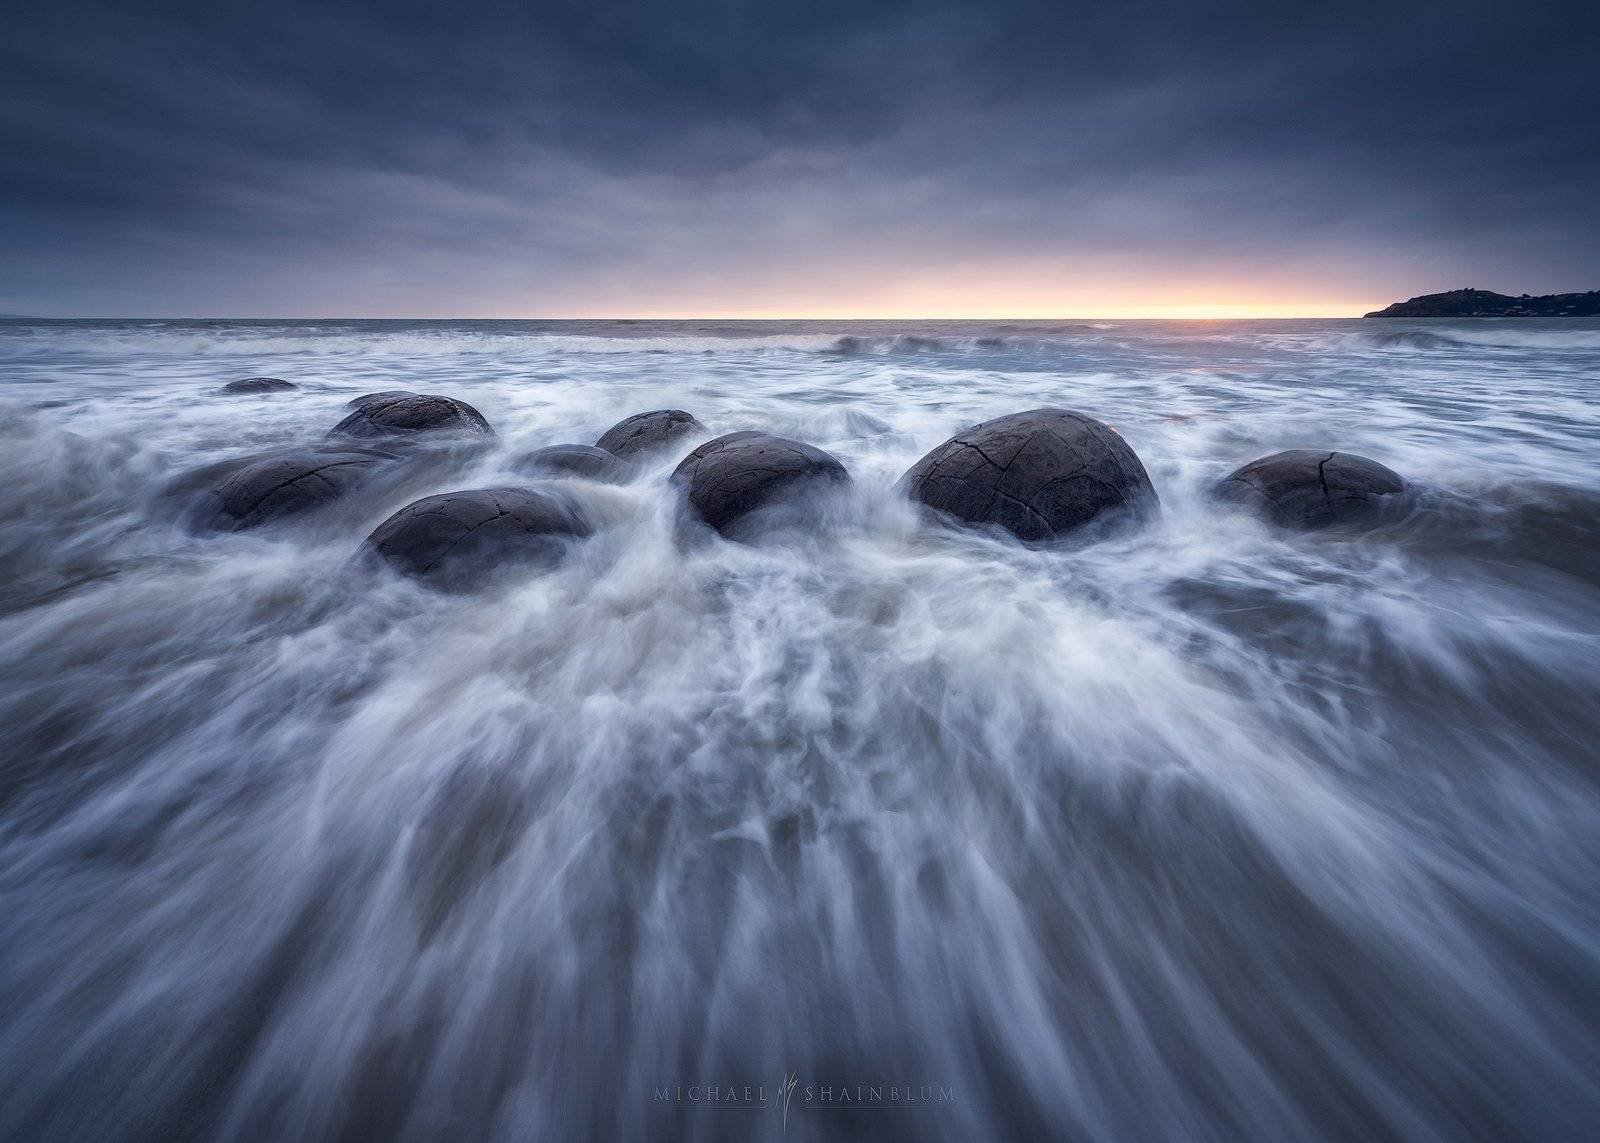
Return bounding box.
[899,407,1158,542]
[1214,449,1407,530]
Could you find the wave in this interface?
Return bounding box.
[0,320,1129,362]
[1353,327,1600,352]
[0,328,850,359]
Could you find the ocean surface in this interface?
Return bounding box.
[2,317,1598,1142]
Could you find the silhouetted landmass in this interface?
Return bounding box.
[1365,289,1600,317]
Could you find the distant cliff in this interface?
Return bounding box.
[1364,289,1600,318]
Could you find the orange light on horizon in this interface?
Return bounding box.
[531,301,1376,321]
[491,266,1382,321]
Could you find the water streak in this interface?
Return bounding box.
[2,317,1598,1141]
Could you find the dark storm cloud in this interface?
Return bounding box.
[2,0,1597,314]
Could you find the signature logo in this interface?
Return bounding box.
[777,1071,798,1135]
[652,1072,952,1135]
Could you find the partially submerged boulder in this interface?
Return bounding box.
[671,431,850,537]
[221,377,296,395]
[1214,449,1408,529]
[362,487,592,586]
[595,409,704,459]
[898,408,1158,541]
[510,443,635,484]
[328,393,493,441]
[194,446,402,531]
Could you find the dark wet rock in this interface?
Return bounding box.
[1214,449,1408,529]
[510,443,635,483]
[362,487,592,585]
[345,389,417,409]
[671,431,850,537]
[163,448,289,503]
[329,393,493,440]
[898,407,1159,542]
[221,377,296,395]
[194,446,402,531]
[595,409,704,458]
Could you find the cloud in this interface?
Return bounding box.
[2,0,1596,314]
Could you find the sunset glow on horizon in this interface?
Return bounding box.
[531,301,1377,322]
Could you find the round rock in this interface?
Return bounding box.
[345,389,416,410]
[221,377,296,395]
[363,487,592,585]
[671,431,850,537]
[1214,449,1407,529]
[511,443,635,483]
[196,446,401,531]
[595,409,704,458]
[898,407,1159,541]
[329,393,494,440]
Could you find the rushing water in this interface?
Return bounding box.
[1,317,1598,1142]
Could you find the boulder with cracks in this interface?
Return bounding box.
[193,446,403,531]
[345,389,417,410]
[1214,449,1408,529]
[328,393,494,441]
[595,409,704,459]
[671,431,850,537]
[362,486,592,586]
[511,443,635,483]
[899,407,1159,541]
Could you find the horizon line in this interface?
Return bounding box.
[2,309,1383,322]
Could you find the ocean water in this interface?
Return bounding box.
[1,317,1598,1141]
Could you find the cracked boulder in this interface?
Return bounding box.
[328,393,494,441]
[221,377,296,395]
[595,409,704,459]
[510,443,636,483]
[193,446,403,531]
[1214,449,1408,529]
[362,486,592,586]
[671,431,851,538]
[898,408,1159,541]
[345,389,417,409]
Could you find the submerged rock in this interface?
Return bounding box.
[898,407,1159,541]
[362,486,592,586]
[1214,449,1408,529]
[194,446,402,531]
[671,431,850,537]
[595,409,704,458]
[329,393,494,440]
[221,377,296,395]
[510,443,636,483]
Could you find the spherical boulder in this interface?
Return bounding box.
[194,446,402,531]
[1214,449,1407,529]
[671,431,850,537]
[510,443,635,483]
[345,389,416,410]
[362,487,592,586]
[221,377,296,395]
[328,393,493,441]
[595,409,704,458]
[898,408,1158,541]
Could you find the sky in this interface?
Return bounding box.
[2,0,1597,318]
